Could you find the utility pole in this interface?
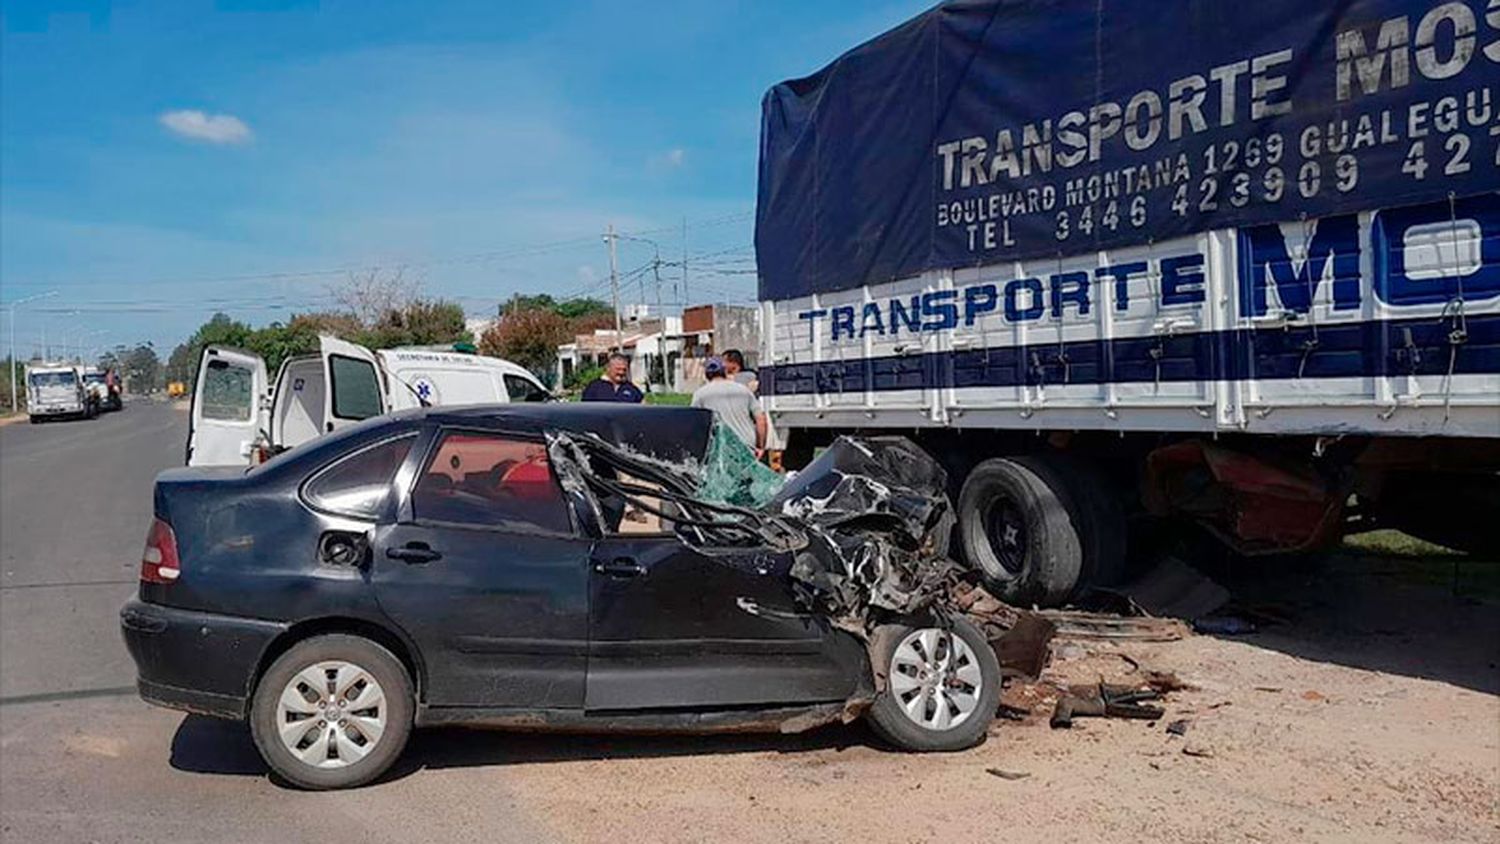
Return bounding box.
[604,224,621,351]
[681,216,689,310]
[7,291,58,414]
[652,251,665,389]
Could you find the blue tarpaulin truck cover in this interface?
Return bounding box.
[755,0,1500,302]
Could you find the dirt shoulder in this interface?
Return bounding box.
[409,551,1499,844]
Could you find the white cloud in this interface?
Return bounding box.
[159,109,253,144]
[649,147,686,170]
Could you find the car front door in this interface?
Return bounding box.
[371,427,590,709]
[585,515,864,712]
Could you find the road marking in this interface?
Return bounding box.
[0,577,139,591]
[0,686,137,707]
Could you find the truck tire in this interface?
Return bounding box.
[865,616,1000,752]
[1044,453,1128,590]
[250,634,414,790]
[956,456,1084,606]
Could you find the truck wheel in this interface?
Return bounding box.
[865,616,999,752]
[957,457,1084,606]
[1044,453,1128,590]
[250,634,414,790]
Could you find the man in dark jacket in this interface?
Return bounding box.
[581,353,644,403]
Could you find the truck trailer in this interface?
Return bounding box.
[755,0,1500,605]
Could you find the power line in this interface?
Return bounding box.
[8,211,756,293]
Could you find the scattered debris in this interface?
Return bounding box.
[1193,615,1258,635]
[984,768,1032,780]
[1182,742,1216,758]
[1050,682,1166,728]
[1145,670,1192,693]
[1053,642,1089,661]
[995,704,1029,722]
[1166,719,1192,736]
[1301,690,1327,702]
[1253,686,1283,693]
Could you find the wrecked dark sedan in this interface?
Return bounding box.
[121,404,998,789]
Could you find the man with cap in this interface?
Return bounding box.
[691,356,766,456]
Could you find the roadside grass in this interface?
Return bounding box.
[1340,529,1500,602]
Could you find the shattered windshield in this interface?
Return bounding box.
[29,372,76,388]
[546,424,958,633]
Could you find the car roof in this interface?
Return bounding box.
[425,403,713,461]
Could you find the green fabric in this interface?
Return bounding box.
[696,422,784,507]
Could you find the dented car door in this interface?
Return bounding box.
[584,536,864,711]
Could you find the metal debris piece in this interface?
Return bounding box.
[1050,682,1167,728]
[951,582,1056,679]
[1166,719,1191,736]
[1107,556,1231,620]
[1038,611,1191,642]
[985,768,1032,780]
[1145,671,1193,693]
[1193,615,1258,635]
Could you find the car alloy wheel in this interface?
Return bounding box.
[275,660,388,769]
[887,628,984,731]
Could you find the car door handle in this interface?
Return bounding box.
[386,543,442,564]
[593,558,645,577]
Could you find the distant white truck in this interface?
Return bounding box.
[187,335,552,466]
[26,363,95,422]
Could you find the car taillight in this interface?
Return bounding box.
[141,518,181,584]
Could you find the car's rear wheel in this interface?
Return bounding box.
[249,634,413,790]
[865,617,999,752]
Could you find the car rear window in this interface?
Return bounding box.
[200,359,254,421]
[411,432,570,533]
[303,435,416,519]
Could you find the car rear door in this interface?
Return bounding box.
[370,427,590,708]
[187,346,269,467]
[320,335,388,434]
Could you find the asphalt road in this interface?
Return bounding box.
[0,402,551,843]
[2,402,1494,843]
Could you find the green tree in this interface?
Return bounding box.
[478,307,570,380]
[121,343,162,393]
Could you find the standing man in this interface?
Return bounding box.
[581,352,644,403]
[722,349,757,391]
[691,357,766,457]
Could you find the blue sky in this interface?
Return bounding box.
[0,0,926,355]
